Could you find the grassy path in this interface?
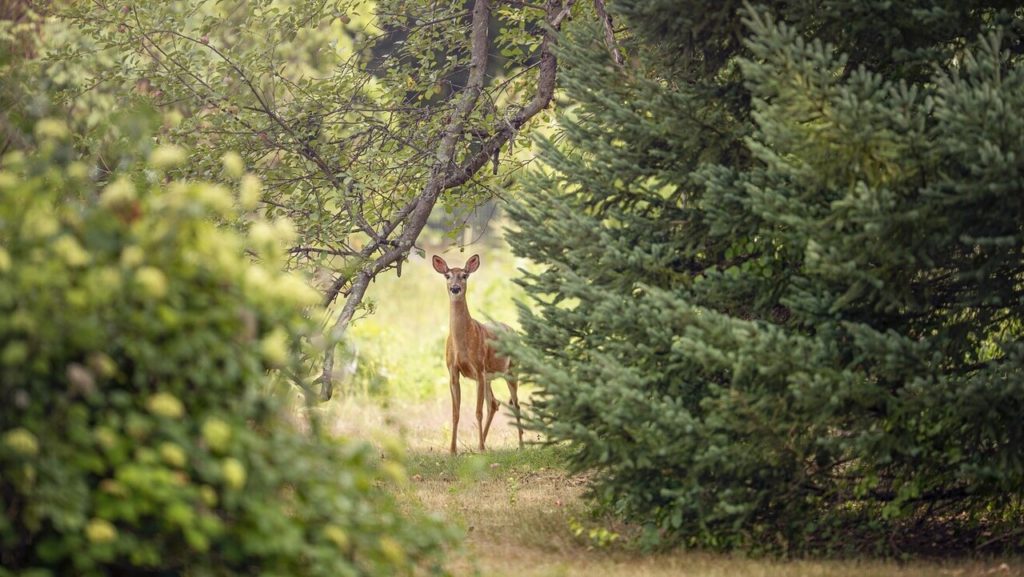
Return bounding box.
[324,396,1020,576]
[398,447,1019,577]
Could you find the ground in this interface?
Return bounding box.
[325,392,1023,577]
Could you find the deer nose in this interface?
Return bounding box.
[450,286,462,295]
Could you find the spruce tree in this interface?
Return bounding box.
[507,1,1024,553]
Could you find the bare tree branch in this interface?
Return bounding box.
[593,0,624,67]
[445,0,574,191]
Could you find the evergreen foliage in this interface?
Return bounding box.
[507,1,1024,553]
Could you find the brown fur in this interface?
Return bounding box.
[433,254,524,453]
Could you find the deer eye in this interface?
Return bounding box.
[460,274,468,280]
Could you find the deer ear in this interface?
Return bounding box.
[465,254,480,273]
[432,255,449,274]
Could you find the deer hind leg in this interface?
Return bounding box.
[482,377,499,449]
[449,369,461,454]
[475,376,486,451]
[506,371,524,449]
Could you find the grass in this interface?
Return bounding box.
[399,446,593,569]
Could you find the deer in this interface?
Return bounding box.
[432,253,524,454]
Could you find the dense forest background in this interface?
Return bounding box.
[2,0,1023,574]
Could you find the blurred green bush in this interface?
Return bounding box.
[0,121,454,575]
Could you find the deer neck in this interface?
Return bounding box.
[449,297,477,354]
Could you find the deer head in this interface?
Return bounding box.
[432,254,480,302]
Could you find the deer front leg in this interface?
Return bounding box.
[449,368,461,454]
